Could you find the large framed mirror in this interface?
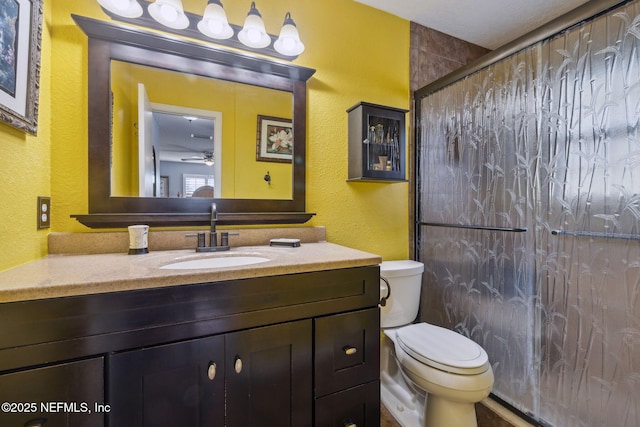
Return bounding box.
[71,15,316,228]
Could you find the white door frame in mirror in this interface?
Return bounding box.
[144,102,223,198]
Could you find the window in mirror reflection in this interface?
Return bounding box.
[110,60,294,200]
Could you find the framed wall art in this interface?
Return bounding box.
[0,0,43,135]
[256,115,293,163]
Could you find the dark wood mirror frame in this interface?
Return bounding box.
[71,15,316,228]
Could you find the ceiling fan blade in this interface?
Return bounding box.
[190,133,213,140]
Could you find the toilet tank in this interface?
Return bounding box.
[380,260,424,328]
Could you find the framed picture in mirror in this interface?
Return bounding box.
[256,115,293,163]
[0,0,42,135]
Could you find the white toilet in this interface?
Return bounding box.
[379,260,494,427]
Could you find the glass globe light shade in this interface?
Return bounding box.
[238,2,271,49]
[148,0,189,30]
[274,13,304,56]
[197,0,233,40]
[97,0,143,18]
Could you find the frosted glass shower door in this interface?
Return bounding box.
[416,2,640,425]
[534,7,640,426]
[417,46,540,415]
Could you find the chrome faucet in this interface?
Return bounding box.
[210,202,218,232]
[194,202,231,252]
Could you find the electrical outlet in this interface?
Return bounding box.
[37,196,51,229]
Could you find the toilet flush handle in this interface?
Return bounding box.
[379,276,391,307]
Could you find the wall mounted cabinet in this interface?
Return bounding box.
[347,102,408,182]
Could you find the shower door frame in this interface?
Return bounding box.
[412,0,635,424]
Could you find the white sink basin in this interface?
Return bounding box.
[160,256,270,270]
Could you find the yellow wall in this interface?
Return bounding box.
[0,1,52,271]
[0,0,409,272]
[110,61,136,196]
[234,83,292,199]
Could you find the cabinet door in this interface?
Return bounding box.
[108,335,224,427]
[226,320,313,427]
[0,357,104,427]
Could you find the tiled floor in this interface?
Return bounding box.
[382,400,527,427]
[381,403,402,427]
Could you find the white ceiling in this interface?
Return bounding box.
[353,0,590,49]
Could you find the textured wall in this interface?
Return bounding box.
[0,1,52,272]
[410,22,489,92]
[409,23,489,256]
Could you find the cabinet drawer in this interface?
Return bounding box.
[315,308,379,397]
[315,381,380,427]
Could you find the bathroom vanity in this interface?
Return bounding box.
[0,242,381,426]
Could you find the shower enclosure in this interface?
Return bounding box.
[415,1,640,425]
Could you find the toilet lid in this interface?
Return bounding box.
[379,260,424,278]
[396,323,489,375]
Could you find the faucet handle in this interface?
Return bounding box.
[220,231,239,247]
[185,232,207,248]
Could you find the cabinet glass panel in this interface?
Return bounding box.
[364,116,402,174]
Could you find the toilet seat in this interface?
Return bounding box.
[396,323,489,375]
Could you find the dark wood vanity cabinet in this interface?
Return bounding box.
[0,266,379,427]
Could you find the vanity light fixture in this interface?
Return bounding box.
[197,0,233,40]
[238,2,271,49]
[148,0,189,29]
[97,0,143,18]
[274,12,304,56]
[96,0,306,60]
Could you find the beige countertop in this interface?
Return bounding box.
[0,242,382,303]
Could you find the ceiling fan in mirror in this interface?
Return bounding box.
[181,151,214,166]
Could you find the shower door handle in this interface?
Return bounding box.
[418,221,527,233]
